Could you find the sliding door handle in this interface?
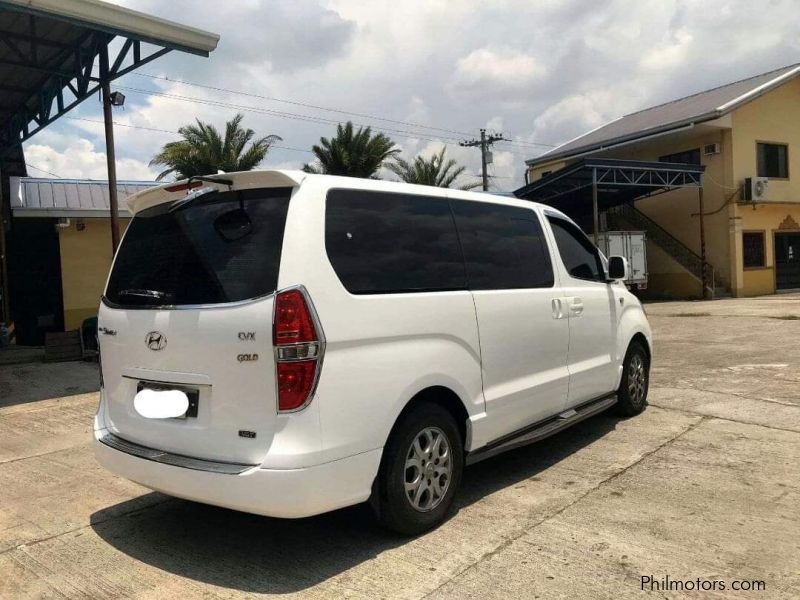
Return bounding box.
[551,298,565,319]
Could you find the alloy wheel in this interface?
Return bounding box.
[628,353,647,406]
[404,426,452,512]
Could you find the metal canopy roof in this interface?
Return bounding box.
[514,158,705,218]
[10,176,155,217]
[528,63,800,167]
[0,0,219,155]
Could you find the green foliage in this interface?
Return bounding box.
[387,146,480,190]
[149,113,281,181]
[303,121,399,178]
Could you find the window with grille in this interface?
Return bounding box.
[742,231,766,268]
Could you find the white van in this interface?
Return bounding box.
[94,170,652,534]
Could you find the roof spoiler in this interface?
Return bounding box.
[125,170,305,214]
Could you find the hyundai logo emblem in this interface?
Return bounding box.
[145,331,167,351]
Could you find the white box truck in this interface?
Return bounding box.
[597,231,648,289]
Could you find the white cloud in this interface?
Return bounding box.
[640,30,694,70]
[25,140,157,181]
[17,0,800,193]
[532,93,614,147]
[452,47,546,91]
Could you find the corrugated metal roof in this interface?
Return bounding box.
[0,0,219,56]
[528,63,800,166]
[10,177,156,217]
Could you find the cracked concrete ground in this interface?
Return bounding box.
[1,295,799,599]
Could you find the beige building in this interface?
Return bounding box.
[8,178,150,344]
[521,64,800,299]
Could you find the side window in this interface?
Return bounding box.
[547,217,605,282]
[451,200,554,289]
[325,189,466,294]
[757,143,788,178]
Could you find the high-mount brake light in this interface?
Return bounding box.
[164,181,204,193]
[273,287,324,412]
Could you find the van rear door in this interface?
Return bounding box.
[99,186,292,465]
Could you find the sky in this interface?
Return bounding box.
[22,0,800,192]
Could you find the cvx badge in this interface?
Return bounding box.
[145,331,167,351]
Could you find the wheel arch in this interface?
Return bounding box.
[629,331,651,363]
[387,386,471,452]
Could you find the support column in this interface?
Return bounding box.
[699,186,710,299]
[0,165,9,324]
[592,168,599,245]
[100,46,120,253]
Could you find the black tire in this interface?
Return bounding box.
[616,341,650,417]
[372,403,463,535]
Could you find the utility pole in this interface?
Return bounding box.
[460,128,507,191]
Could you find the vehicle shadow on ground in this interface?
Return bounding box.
[90,413,619,594]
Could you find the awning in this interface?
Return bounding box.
[0,0,219,155]
[10,176,155,217]
[514,158,705,218]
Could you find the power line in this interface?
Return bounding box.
[64,116,314,154]
[25,162,63,178]
[114,85,469,147]
[131,72,476,138]
[66,113,536,162]
[127,72,557,149]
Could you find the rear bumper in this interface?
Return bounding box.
[94,429,382,519]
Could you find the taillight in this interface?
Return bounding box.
[273,287,324,412]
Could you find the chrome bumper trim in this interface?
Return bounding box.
[99,432,257,475]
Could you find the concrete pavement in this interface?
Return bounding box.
[1,295,798,599]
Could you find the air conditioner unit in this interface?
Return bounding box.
[703,143,721,156]
[743,177,769,202]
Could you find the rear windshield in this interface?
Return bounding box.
[105,187,292,308]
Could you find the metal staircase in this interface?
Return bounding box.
[607,203,724,298]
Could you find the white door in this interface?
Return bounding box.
[450,198,570,441]
[545,215,618,407]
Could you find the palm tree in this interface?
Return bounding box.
[388,147,480,190]
[150,113,281,181]
[303,121,399,178]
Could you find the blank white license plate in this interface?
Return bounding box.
[135,382,199,419]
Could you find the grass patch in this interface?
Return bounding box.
[770,315,800,320]
[668,312,712,318]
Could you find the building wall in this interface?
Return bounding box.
[527,159,567,182]
[58,218,129,330]
[731,76,800,296]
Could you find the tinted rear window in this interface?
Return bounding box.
[105,187,291,307]
[325,189,466,294]
[451,200,554,289]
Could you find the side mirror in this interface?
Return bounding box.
[608,256,628,281]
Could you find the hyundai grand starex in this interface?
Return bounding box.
[94,170,652,534]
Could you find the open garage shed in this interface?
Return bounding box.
[0,0,219,345]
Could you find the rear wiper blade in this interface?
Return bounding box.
[118,289,165,300]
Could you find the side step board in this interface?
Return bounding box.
[466,393,618,466]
